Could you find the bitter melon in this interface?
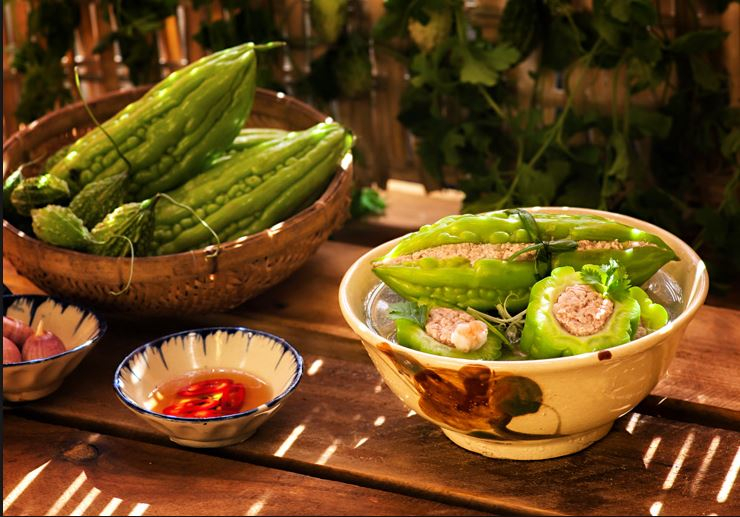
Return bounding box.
[151,121,352,255]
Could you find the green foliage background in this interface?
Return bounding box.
[7,0,739,291]
[375,0,739,292]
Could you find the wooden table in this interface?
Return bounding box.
[4,229,740,515]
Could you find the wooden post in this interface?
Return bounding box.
[722,2,740,107]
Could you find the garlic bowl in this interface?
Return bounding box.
[3,294,107,402]
[338,207,709,460]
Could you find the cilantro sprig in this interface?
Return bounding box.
[580,259,632,302]
[388,301,429,327]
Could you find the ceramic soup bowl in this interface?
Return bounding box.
[338,207,709,460]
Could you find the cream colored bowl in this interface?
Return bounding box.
[114,327,303,448]
[338,207,709,460]
[3,295,107,402]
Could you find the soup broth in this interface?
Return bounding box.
[364,269,683,357]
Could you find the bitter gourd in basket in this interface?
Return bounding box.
[151,121,353,255]
[45,42,263,201]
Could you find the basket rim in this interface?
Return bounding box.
[2,87,353,264]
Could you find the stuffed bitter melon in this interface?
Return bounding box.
[372,210,678,312]
[388,301,504,360]
[630,286,669,336]
[150,121,352,255]
[519,262,642,359]
[46,42,263,200]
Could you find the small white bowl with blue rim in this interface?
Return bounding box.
[114,327,304,448]
[3,294,107,402]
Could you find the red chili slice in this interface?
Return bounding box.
[176,378,233,397]
[163,395,220,416]
[163,378,248,418]
[182,397,220,411]
[164,402,218,417]
[221,384,246,413]
[186,408,221,418]
[163,404,188,416]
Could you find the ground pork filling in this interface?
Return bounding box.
[552,284,615,336]
[385,240,652,265]
[634,323,648,339]
[425,307,488,352]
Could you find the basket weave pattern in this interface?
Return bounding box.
[3,88,353,315]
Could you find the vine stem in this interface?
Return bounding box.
[74,67,133,176]
[478,86,505,119]
[526,39,603,170]
[454,4,467,45]
[493,40,603,210]
[156,193,222,258]
[492,139,524,209]
[108,236,135,296]
[83,234,137,296]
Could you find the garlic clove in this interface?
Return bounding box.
[22,329,67,361]
[3,316,34,347]
[3,336,22,364]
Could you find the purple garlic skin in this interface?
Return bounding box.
[3,316,33,346]
[22,332,66,361]
[3,336,22,364]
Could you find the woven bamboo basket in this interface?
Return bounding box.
[2,87,353,315]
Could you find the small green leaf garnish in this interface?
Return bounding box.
[388,301,428,327]
[581,259,632,302]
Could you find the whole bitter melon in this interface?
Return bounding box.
[229,128,289,151]
[207,128,289,168]
[90,198,159,257]
[150,121,352,255]
[11,175,71,216]
[31,205,93,251]
[68,172,128,228]
[3,168,24,217]
[46,42,265,201]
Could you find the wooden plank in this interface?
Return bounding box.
[3,258,45,296]
[650,304,740,412]
[76,1,106,99]
[723,3,740,106]
[93,1,121,92]
[3,416,485,516]
[4,239,740,412]
[8,323,739,516]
